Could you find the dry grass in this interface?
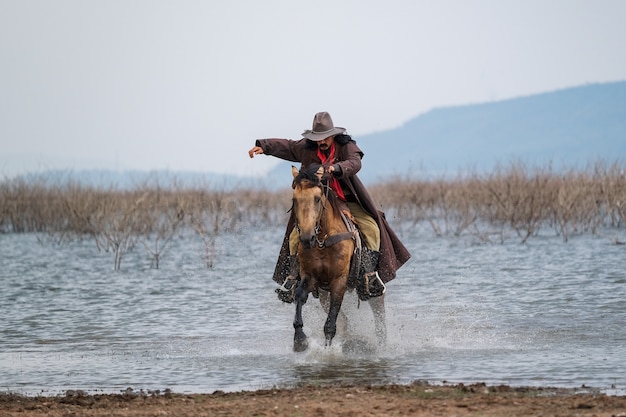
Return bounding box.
[0,175,292,269]
[1,161,624,268]
[370,160,625,243]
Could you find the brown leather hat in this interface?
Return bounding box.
[301,111,346,141]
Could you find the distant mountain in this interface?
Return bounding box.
[269,81,626,184]
[12,169,271,190]
[10,81,625,189]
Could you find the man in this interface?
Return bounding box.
[248,111,410,302]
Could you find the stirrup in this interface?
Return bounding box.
[366,271,386,297]
[357,271,386,301]
[276,275,299,303]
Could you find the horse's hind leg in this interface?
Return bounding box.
[369,294,387,345]
[293,280,309,352]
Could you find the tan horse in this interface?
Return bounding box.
[290,164,386,352]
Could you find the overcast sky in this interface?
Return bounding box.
[1,0,625,178]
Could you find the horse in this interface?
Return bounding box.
[290,164,387,352]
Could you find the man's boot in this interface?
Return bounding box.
[356,248,386,301]
[275,255,300,303]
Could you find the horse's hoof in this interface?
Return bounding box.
[293,339,308,352]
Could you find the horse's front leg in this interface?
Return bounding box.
[319,290,348,337]
[369,294,387,345]
[324,285,346,347]
[293,278,310,352]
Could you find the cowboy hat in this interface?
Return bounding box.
[301,111,346,141]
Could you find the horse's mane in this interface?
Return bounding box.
[293,164,324,186]
[293,164,344,219]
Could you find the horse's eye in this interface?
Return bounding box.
[314,196,321,204]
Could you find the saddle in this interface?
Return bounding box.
[276,203,386,303]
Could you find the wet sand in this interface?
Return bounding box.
[2,382,625,417]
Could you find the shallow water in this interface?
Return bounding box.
[1,225,625,395]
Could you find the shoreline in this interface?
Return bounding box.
[4,379,625,398]
[3,382,626,417]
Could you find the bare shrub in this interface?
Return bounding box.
[88,190,149,269]
[486,162,553,243]
[596,161,626,228]
[370,175,427,231]
[235,187,291,227]
[369,159,624,243]
[137,186,187,269]
[187,188,243,268]
[1,159,623,259]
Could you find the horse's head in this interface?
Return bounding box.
[292,165,325,249]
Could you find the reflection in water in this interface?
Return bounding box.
[292,355,397,387]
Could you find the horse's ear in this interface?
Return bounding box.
[291,166,299,189]
[315,166,324,181]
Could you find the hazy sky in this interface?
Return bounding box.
[2,0,626,177]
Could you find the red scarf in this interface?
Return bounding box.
[317,143,346,201]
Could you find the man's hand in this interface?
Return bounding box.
[248,146,264,158]
[326,164,341,176]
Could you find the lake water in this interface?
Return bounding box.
[1,224,625,396]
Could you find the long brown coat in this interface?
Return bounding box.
[255,137,411,283]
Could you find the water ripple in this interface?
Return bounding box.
[0,228,625,395]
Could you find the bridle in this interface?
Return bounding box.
[294,182,356,248]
